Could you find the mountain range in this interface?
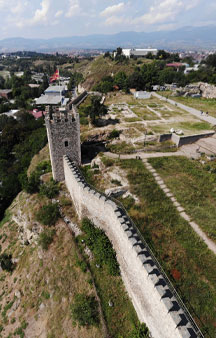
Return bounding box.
[1,26,216,52]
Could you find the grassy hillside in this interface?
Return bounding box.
[81,55,152,90]
[0,147,143,338]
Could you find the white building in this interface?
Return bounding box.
[134,91,151,99]
[114,48,158,58]
[36,85,69,106]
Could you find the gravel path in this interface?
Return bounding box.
[152,92,216,125]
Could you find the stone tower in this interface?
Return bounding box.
[45,105,81,181]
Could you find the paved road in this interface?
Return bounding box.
[152,92,216,125]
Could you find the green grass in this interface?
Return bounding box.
[149,156,216,241]
[151,120,212,135]
[118,159,216,337]
[178,121,212,132]
[75,219,142,337]
[90,258,139,338]
[132,107,159,120]
[107,141,135,154]
[124,117,142,122]
[159,92,216,118]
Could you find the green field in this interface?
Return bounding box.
[117,159,216,337]
[159,91,216,118]
[149,156,216,242]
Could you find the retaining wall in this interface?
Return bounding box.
[63,155,202,338]
[171,132,215,147]
[159,132,215,147]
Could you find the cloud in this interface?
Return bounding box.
[66,0,80,18]
[55,10,63,18]
[32,0,50,24]
[0,0,7,9]
[134,0,199,25]
[100,2,125,17]
[15,0,50,28]
[105,16,125,25]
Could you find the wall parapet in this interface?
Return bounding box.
[63,155,204,338]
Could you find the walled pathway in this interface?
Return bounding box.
[143,159,216,255]
[152,92,216,125]
[104,152,216,255]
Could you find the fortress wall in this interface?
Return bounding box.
[63,156,201,338]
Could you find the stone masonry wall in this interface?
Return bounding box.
[45,108,81,182]
[63,156,202,338]
[171,132,215,147]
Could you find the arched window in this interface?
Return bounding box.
[65,140,69,147]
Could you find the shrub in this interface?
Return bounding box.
[108,129,121,139]
[0,253,14,272]
[20,161,52,194]
[81,218,120,275]
[38,228,56,250]
[39,179,59,199]
[71,293,99,327]
[129,323,150,338]
[36,203,60,226]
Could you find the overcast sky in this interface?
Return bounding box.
[0,0,215,39]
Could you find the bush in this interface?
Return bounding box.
[81,218,120,275]
[38,228,56,250]
[129,323,150,338]
[20,161,52,194]
[71,293,99,327]
[0,253,14,272]
[36,203,60,226]
[108,129,121,139]
[39,179,59,199]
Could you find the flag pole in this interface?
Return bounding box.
[58,67,61,107]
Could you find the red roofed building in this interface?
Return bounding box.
[30,109,44,119]
[166,62,184,70]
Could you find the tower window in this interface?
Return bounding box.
[65,141,69,147]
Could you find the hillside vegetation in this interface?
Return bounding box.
[81,55,152,90]
[0,148,146,338]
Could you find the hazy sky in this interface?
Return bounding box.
[0,0,215,39]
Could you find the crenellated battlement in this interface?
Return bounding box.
[45,106,78,125]
[45,104,81,182]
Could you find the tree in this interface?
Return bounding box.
[116,47,122,57]
[206,53,216,68]
[156,50,170,60]
[104,51,111,58]
[114,71,128,91]
[88,96,107,125]
[71,293,99,327]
